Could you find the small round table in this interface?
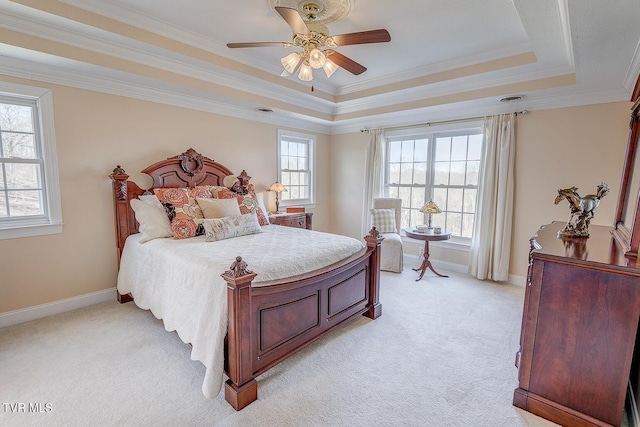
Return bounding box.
[404,228,451,281]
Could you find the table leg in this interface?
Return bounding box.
[412,240,449,281]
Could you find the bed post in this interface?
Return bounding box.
[364,227,383,319]
[221,257,258,410]
[110,165,135,304]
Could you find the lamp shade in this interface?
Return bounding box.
[322,58,339,77]
[298,61,313,81]
[308,48,326,69]
[281,52,302,74]
[419,200,441,215]
[268,182,287,193]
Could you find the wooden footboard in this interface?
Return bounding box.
[221,230,382,410]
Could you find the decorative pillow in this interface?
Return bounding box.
[154,186,212,239]
[203,212,263,242]
[255,192,269,223]
[196,197,241,219]
[209,184,269,226]
[371,208,397,233]
[246,184,270,226]
[130,197,173,243]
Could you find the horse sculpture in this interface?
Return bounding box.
[554,182,609,237]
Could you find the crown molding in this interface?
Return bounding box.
[52,0,339,94]
[333,64,576,116]
[624,38,640,94]
[329,86,631,134]
[0,56,332,134]
[557,0,576,71]
[0,52,628,137]
[0,5,337,114]
[336,43,536,96]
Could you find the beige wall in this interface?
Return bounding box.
[328,102,633,279]
[511,103,631,277]
[0,75,330,313]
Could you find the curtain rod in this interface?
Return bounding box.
[360,110,528,133]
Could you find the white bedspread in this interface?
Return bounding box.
[117,225,364,398]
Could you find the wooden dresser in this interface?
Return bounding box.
[268,212,313,230]
[513,221,640,426]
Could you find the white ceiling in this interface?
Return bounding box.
[0,0,638,133]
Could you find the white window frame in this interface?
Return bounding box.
[0,82,62,240]
[384,122,483,247]
[277,129,316,207]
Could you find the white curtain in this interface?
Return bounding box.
[468,113,516,281]
[361,129,385,237]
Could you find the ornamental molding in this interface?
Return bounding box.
[268,0,353,26]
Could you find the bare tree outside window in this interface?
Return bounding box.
[385,128,482,240]
[277,129,315,207]
[0,101,45,218]
[0,83,62,240]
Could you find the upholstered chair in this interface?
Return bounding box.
[371,198,404,273]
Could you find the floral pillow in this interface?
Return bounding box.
[154,186,212,239]
[208,184,269,226]
[202,212,263,242]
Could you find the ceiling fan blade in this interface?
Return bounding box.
[325,50,367,75]
[331,29,391,46]
[227,42,293,48]
[275,6,310,35]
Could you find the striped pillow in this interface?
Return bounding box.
[371,208,397,233]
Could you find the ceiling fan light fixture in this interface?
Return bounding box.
[322,58,339,77]
[281,52,302,74]
[298,61,313,81]
[308,48,327,69]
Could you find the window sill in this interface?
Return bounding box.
[0,223,63,240]
[281,202,316,209]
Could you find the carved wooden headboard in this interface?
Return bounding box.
[109,148,248,257]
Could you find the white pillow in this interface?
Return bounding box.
[196,197,241,219]
[371,208,397,233]
[130,197,173,243]
[203,212,263,242]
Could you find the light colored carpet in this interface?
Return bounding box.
[0,269,561,426]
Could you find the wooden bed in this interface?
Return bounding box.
[110,148,383,410]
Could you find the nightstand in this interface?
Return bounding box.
[268,212,313,230]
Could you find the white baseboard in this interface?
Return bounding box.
[508,274,527,286]
[0,288,116,328]
[402,254,527,286]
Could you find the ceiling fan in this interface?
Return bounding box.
[227,3,391,82]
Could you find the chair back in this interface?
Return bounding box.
[373,198,402,234]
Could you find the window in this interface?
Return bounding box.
[0,82,62,239]
[277,129,315,206]
[385,125,482,241]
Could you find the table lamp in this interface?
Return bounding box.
[268,181,287,213]
[420,200,441,229]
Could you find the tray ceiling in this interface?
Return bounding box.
[0,0,638,133]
